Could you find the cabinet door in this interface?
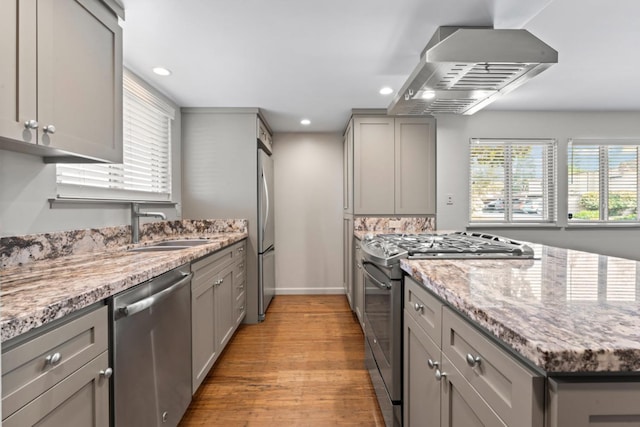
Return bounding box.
[3,352,109,427]
[192,279,217,393]
[404,312,440,427]
[0,0,37,143]
[353,240,364,330]
[216,264,236,351]
[394,117,436,215]
[37,0,122,162]
[440,355,507,427]
[353,117,395,214]
[343,216,353,309]
[343,121,354,213]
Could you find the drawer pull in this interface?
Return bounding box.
[238,247,244,253]
[427,359,439,370]
[414,303,424,313]
[238,263,244,269]
[214,279,223,286]
[45,352,61,366]
[466,353,482,367]
[100,368,113,379]
[434,369,447,381]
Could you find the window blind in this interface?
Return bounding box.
[469,139,556,224]
[568,139,640,223]
[56,70,175,201]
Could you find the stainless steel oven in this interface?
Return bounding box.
[361,240,406,427]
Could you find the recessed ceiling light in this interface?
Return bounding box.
[379,87,394,95]
[152,67,172,76]
[300,119,311,126]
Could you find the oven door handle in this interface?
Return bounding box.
[362,262,392,290]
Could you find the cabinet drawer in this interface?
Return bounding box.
[3,351,109,427]
[235,291,246,325]
[192,241,244,285]
[405,276,442,345]
[2,305,108,419]
[442,307,544,427]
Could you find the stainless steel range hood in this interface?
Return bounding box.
[387,26,558,116]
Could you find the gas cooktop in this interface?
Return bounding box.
[361,231,534,263]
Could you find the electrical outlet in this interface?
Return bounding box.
[446,194,454,205]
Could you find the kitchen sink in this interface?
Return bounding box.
[153,239,211,247]
[128,239,211,252]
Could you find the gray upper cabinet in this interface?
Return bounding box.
[348,114,436,215]
[394,117,436,215]
[0,0,123,163]
[343,121,354,213]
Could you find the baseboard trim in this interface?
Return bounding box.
[275,287,345,295]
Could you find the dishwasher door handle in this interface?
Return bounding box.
[119,272,192,317]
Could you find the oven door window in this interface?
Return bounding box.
[363,263,392,364]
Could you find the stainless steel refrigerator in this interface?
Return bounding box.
[258,148,275,320]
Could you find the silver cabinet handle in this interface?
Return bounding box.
[100,368,113,378]
[435,369,447,381]
[45,352,61,366]
[414,303,424,313]
[357,263,362,269]
[238,263,244,269]
[43,125,56,134]
[238,247,244,252]
[24,120,39,129]
[238,283,244,289]
[466,353,482,367]
[214,279,223,286]
[427,359,439,370]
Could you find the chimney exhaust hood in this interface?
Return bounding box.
[387,26,558,116]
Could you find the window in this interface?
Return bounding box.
[56,70,175,201]
[469,138,556,224]
[568,139,640,223]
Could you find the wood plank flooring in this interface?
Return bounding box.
[179,295,385,426]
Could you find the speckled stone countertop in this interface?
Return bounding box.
[1,220,247,342]
[402,244,640,374]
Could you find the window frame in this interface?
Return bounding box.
[567,138,640,226]
[56,69,175,202]
[468,138,557,226]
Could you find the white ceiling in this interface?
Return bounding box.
[121,0,640,133]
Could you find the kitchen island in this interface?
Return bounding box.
[401,242,640,426]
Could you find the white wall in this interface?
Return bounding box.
[0,72,182,237]
[273,132,343,294]
[437,111,640,260]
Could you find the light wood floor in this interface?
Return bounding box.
[179,295,385,426]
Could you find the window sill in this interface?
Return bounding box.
[565,222,640,229]
[48,198,177,208]
[467,223,561,230]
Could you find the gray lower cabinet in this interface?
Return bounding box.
[1,304,110,426]
[0,0,123,162]
[343,215,354,310]
[353,238,364,330]
[191,241,246,393]
[404,276,544,427]
[547,379,640,427]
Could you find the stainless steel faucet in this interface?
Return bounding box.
[131,203,167,243]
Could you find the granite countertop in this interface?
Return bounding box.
[0,221,247,343]
[401,244,640,374]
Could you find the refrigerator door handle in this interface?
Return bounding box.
[262,168,269,246]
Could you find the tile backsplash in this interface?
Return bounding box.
[353,216,435,233]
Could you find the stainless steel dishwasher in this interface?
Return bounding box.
[111,264,192,427]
